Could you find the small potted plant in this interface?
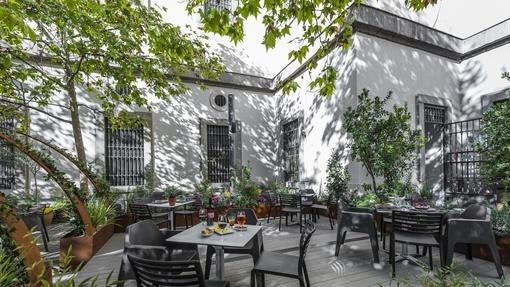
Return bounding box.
[164,186,180,206]
[42,207,55,226]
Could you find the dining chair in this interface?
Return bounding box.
[174,195,201,229]
[204,208,264,279]
[264,191,281,223]
[311,193,336,230]
[279,193,303,232]
[20,211,50,252]
[445,204,504,278]
[250,221,316,287]
[335,207,379,263]
[128,203,169,228]
[117,220,199,285]
[390,210,444,277]
[128,251,230,287]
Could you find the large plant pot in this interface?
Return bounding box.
[168,196,176,206]
[60,224,114,269]
[254,203,268,219]
[114,214,132,233]
[43,211,54,226]
[455,233,510,266]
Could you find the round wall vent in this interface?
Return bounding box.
[210,93,228,111]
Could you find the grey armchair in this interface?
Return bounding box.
[445,204,504,278]
[335,207,380,263]
[117,220,199,285]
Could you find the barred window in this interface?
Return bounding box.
[204,0,232,13]
[206,124,231,183]
[0,117,15,189]
[283,119,299,182]
[105,118,144,186]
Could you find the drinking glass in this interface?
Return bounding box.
[199,208,207,226]
[237,211,246,228]
[228,215,235,227]
[218,215,227,231]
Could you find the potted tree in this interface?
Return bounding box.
[164,186,180,206]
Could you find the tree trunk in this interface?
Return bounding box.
[67,76,89,194]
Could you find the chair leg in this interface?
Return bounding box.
[185,215,189,229]
[303,262,311,287]
[250,270,256,287]
[486,239,504,278]
[267,206,272,223]
[204,246,215,279]
[299,212,302,233]
[446,239,456,267]
[369,230,380,264]
[465,243,473,260]
[390,233,396,278]
[298,277,306,287]
[428,246,433,270]
[279,213,282,231]
[286,214,288,226]
[335,230,347,257]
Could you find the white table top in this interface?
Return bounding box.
[145,200,195,209]
[167,223,263,248]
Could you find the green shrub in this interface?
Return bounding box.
[352,192,378,209]
[326,150,351,203]
[492,205,510,236]
[164,186,181,198]
[86,198,116,229]
[232,166,258,208]
[0,229,27,286]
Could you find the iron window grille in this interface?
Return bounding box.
[283,119,299,182]
[206,124,231,183]
[444,118,484,195]
[105,118,144,186]
[0,117,15,189]
[204,0,233,13]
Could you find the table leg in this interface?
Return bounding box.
[169,210,175,230]
[214,246,225,280]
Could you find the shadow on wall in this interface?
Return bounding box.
[458,60,487,120]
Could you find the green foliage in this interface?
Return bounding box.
[479,100,510,191]
[187,0,438,98]
[0,0,224,127]
[343,89,424,201]
[164,186,181,198]
[419,184,434,201]
[492,205,510,236]
[232,166,259,208]
[352,192,378,209]
[195,179,214,203]
[0,245,25,287]
[415,265,510,287]
[86,198,116,229]
[326,150,351,203]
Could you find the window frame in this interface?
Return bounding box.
[0,117,16,190]
[280,116,302,184]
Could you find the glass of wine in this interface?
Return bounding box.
[218,215,227,232]
[228,215,235,227]
[237,211,246,228]
[199,208,207,226]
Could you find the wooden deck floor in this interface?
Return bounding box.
[76,218,510,286]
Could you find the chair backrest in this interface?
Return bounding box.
[461,204,487,220]
[298,221,316,273]
[151,192,165,201]
[20,212,45,234]
[226,208,258,225]
[392,210,443,235]
[126,220,165,247]
[129,203,152,220]
[128,253,206,287]
[279,193,300,208]
[265,191,279,205]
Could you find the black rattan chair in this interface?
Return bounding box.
[128,251,229,287]
[311,193,336,230]
[250,221,316,287]
[118,220,199,285]
[129,203,169,227]
[265,191,281,223]
[174,195,202,229]
[390,210,444,277]
[335,207,379,263]
[445,204,504,278]
[279,193,303,232]
[205,208,263,279]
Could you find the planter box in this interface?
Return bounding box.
[455,234,510,266]
[114,214,132,233]
[60,224,114,269]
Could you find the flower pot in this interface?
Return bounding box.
[43,211,54,226]
[168,196,176,206]
[255,203,268,218]
[60,224,114,270]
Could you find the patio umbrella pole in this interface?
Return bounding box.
[228,94,236,180]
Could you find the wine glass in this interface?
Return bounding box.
[199,208,207,226]
[218,215,227,231]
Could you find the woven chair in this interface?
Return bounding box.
[129,203,169,228]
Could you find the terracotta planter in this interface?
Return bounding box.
[254,203,268,219]
[43,211,54,226]
[60,224,114,269]
[168,196,176,206]
[455,233,510,266]
[114,214,132,233]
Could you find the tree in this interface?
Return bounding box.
[186,0,438,97]
[0,0,224,192]
[479,99,510,192]
[343,89,424,200]
[326,150,351,203]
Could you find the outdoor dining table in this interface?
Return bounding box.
[146,200,195,230]
[167,222,263,280]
